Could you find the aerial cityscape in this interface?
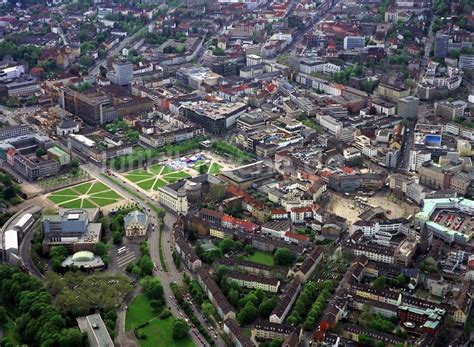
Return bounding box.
[0,0,473,346]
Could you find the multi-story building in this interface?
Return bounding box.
[352,219,408,243]
[434,100,467,121]
[159,185,189,214]
[176,66,222,90]
[409,150,431,172]
[124,211,148,238]
[319,115,343,135]
[459,54,474,71]
[385,149,399,168]
[174,228,202,271]
[0,125,30,141]
[434,33,449,58]
[299,60,323,74]
[68,133,133,163]
[253,322,299,342]
[351,284,402,306]
[398,306,445,334]
[139,126,204,148]
[343,36,365,50]
[41,208,102,253]
[47,146,71,167]
[227,271,280,292]
[415,198,474,244]
[0,65,25,82]
[223,319,254,347]
[197,268,236,320]
[346,241,396,264]
[377,82,410,102]
[60,88,118,126]
[270,278,301,324]
[217,258,287,279]
[290,246,323,281]
[397,96,419,119]
[107,61,133,86]
[6,79,40,97]
[199,208,224,227]
[159,175,226,214]
[180,101,246,134]
[13,154,59,181]
[246,54,263,66]
[220,161,276,190]
[445,122,474,141]
[237,112,272,132]
[418,163,470,195]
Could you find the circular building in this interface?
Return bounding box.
[61,250,104,271]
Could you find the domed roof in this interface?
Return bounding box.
[71,251,95,262]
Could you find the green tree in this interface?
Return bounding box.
[141,277,164,300]
[198,164,208,174]
[50,245,68,260]
[244,244,255,255]
[139,255,154,277]
[0,306,7,325]
[112,231,122,245]
[1,174,12,186]
[303,316,315,331]
[274,248,293,266]
[201,302,214,320]
[259,298,276,318]
[150,299,163,312]
[236,301,257,325]
[93,242,108,257]
[57,328,84,347]
[213,47,225,56]
[228,288,240,307]
[373,276,386,289]
[172,319,190,339]
[71,159,79,168]
[220,238,235,254]
[359,334,372,345]
[156,208,165,220]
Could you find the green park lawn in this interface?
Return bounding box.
[160,166,175,175]
[152,179,168,190]
[208,163,222,174]
[193,161,222,175]
[48,181,123,208]
[148,164,164,175]
[52,188,78,196]
[245,251,274,266]
[124,164,191,191]
[73,182,93,194]
[126,174,153,183]
[136,178,156,191]
[58,199,82,209]
[126,294,194,347]
[81,199,97,208]
[87,182,109,194]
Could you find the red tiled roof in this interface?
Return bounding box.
[285,231,309,241]
[222,215,259,232]
[271,208,287,215]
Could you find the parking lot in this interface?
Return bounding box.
[433,209,474,235]
[109,243,140,271]
[326,191,420,225]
